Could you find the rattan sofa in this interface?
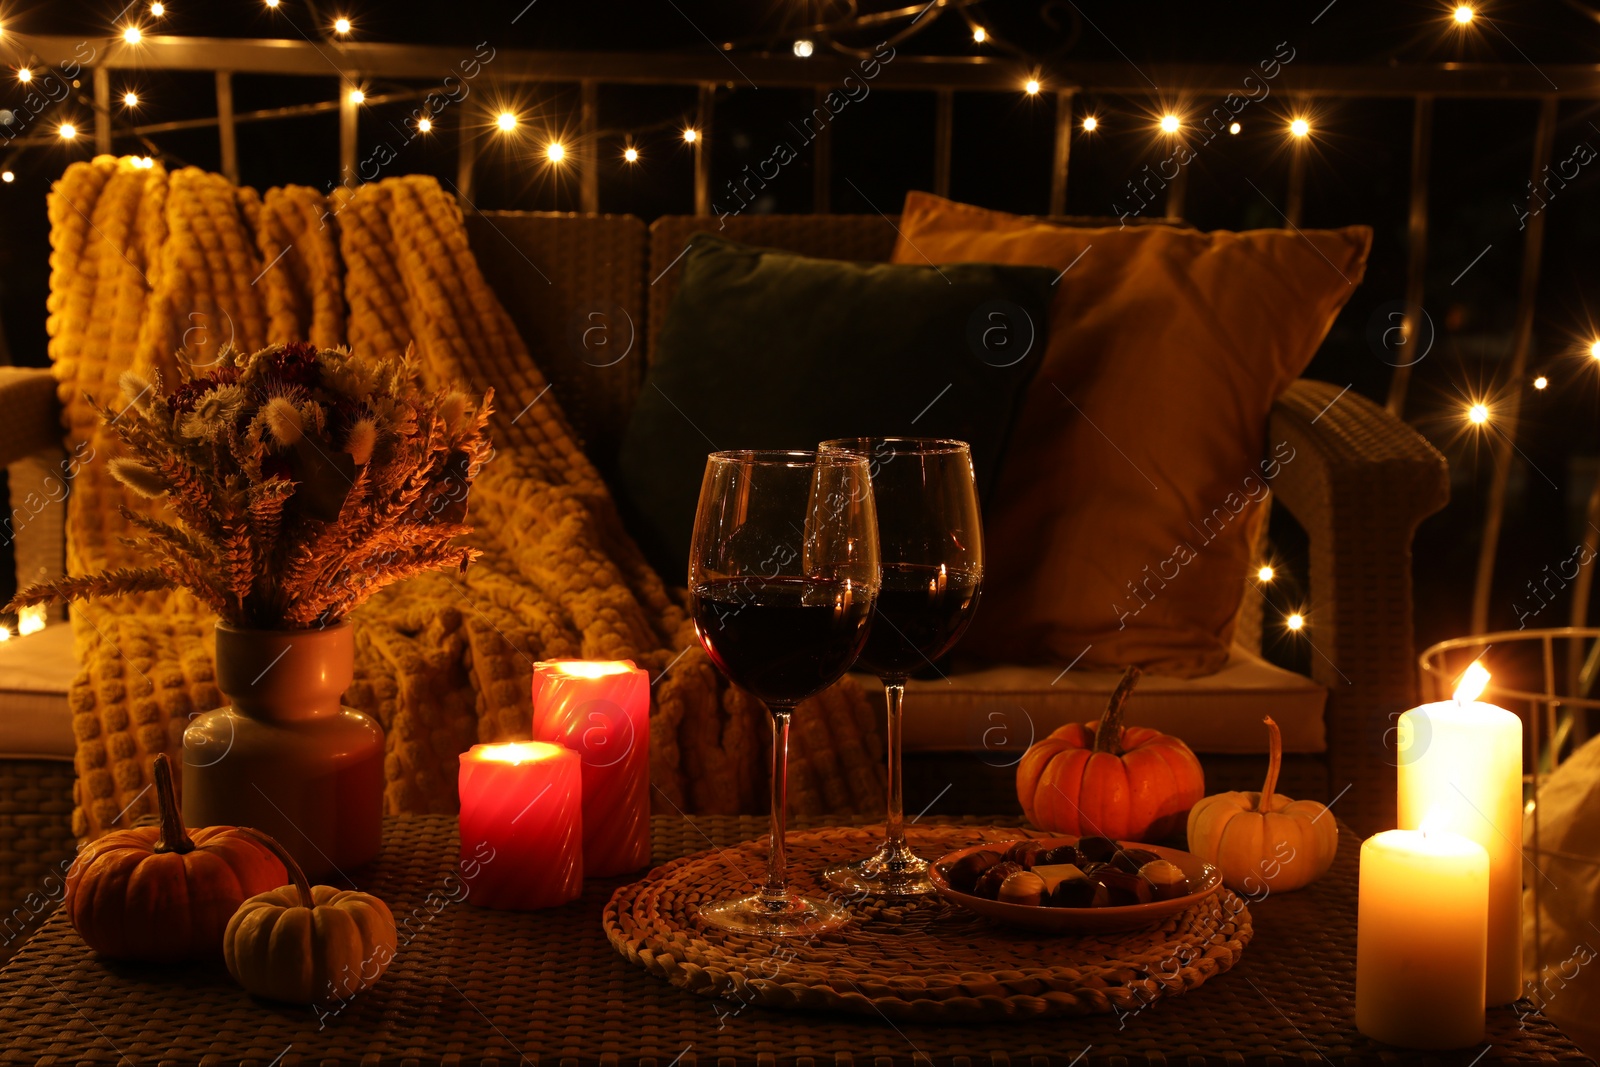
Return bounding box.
[0,210,1448,956]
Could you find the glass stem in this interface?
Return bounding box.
[762,704,793,907]
[883,679,907,853]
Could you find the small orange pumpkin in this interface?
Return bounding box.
[65,752,288,962]
[1017,666,1206,841]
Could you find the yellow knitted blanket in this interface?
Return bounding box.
[48,157,884,839]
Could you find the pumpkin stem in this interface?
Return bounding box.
[1092,666,1142,755]
[151,752,196,855]
[239,827,315,909]
[1257,715,1283,811]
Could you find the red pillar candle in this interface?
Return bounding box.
[531,660,651,877]
[457,742,583,910]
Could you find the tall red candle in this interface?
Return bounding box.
[531,660,650,877]
[457,742,583,910]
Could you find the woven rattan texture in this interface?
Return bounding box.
[0,814,1589,1066]
[606,824,1251,1022]
[0,760,74,965]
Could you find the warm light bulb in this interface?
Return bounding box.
[792,38,814,57]
[1081,115,1098,132]
[1533,375,1548,390]
[1453,4,1475,23]
[623,146,639,163]
[17,67,31,83]
[417,117,432,133]
[333,16,351,33]
[16,605,44,637]
[1257,565,1275,582]
[1468,402,1489,424]
[496,112,517,132]
[683,127,698,143]
[1024,78,1041,95]
[123,91,139,107]
[347,89,364,104]
[1286,613,1305,632]
[1290,118,1311,138]
[972,26,987,42]
[1159,113,1180,134]
[1,171,13,183]
[150,2,164,14]
[59,123,77,140]
[122,25,142,44]
[545,141,565,163]
[1229,121,1242,135]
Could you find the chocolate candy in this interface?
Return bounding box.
[1034,863,1095,908]
[1002,840,1049,868]
[942,849,1005,894]
[972,860,1025,900]
[1092,866,1154,906]
[1076,836,1118,863]
[1139,859,1190,901]
[1036,844,1081,867]
[997,869,1047,907]
[1109,847,1161,874]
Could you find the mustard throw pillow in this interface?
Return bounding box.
[891,192,1371,677]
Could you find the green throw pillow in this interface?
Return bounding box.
[616,233,1056,582]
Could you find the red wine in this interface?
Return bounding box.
[690,577,874,707]
[856,563,981,680]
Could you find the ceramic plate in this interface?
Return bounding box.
[929,836,1223,934]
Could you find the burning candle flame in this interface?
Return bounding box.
[1452,660,1490,703]
[471,741,566,765]
[545,661,633,679]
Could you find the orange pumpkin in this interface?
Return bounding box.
[65,753,288,962]
[1017,666,1205,841]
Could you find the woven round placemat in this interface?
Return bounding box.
[605,823,1252,1023]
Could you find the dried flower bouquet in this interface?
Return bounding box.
[7,342,493,629]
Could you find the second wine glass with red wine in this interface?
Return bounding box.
[688,449,880,936]
[820,438,984,897]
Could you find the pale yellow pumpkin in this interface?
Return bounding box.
[1186,716,1337,893]
[223,829,397,1004]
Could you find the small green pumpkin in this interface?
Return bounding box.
[223,829,397,1004]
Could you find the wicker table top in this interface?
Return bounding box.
[0,813,1589,1067]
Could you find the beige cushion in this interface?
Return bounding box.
[0,622,75,760]
[883,646,1325,759]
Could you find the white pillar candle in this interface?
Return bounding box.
[1396,662,1522,1005]
[1357,829,1488,1049]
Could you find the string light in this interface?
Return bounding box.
[0,627,9,642]
[347,88,364,104]
[1229,121,1242,134]
[17,67,31,83]
[333,16,351,34]
[1081,115,1098,132]
[682,127,699,143]
[1,171,13,183]
[122,25,143,44]
[545,141,565,163]
[1453,4,1475,23]
[1290,117,1311,137]
[59,123,76,140]
[1024,78,1041,95]
[150,2,164,15]
[1257,565,1275,582]
[623,146,639,163]
[496,111,517,131]
[1468,401,1490,425]
[265,0,279,7]
[1533,376,1549,390]
[417,117,432,133]
[123,91,139,107]
[792,39,813,57]
[1159,113,1180,134]
[1286,612,1306,632]
[1589,339,1600,360]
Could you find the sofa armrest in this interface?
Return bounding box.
[1268,379,1449,833]
[0,369,60,468]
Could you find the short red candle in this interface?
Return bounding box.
[532,660,650,877]
[457,742,583,910]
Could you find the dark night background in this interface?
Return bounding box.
[0,0,1594,657]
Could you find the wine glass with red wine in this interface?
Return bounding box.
[819,438,984,897]
[688,450,880,936]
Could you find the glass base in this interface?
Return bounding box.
[698,891,850,937]
[823,839,936,897]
